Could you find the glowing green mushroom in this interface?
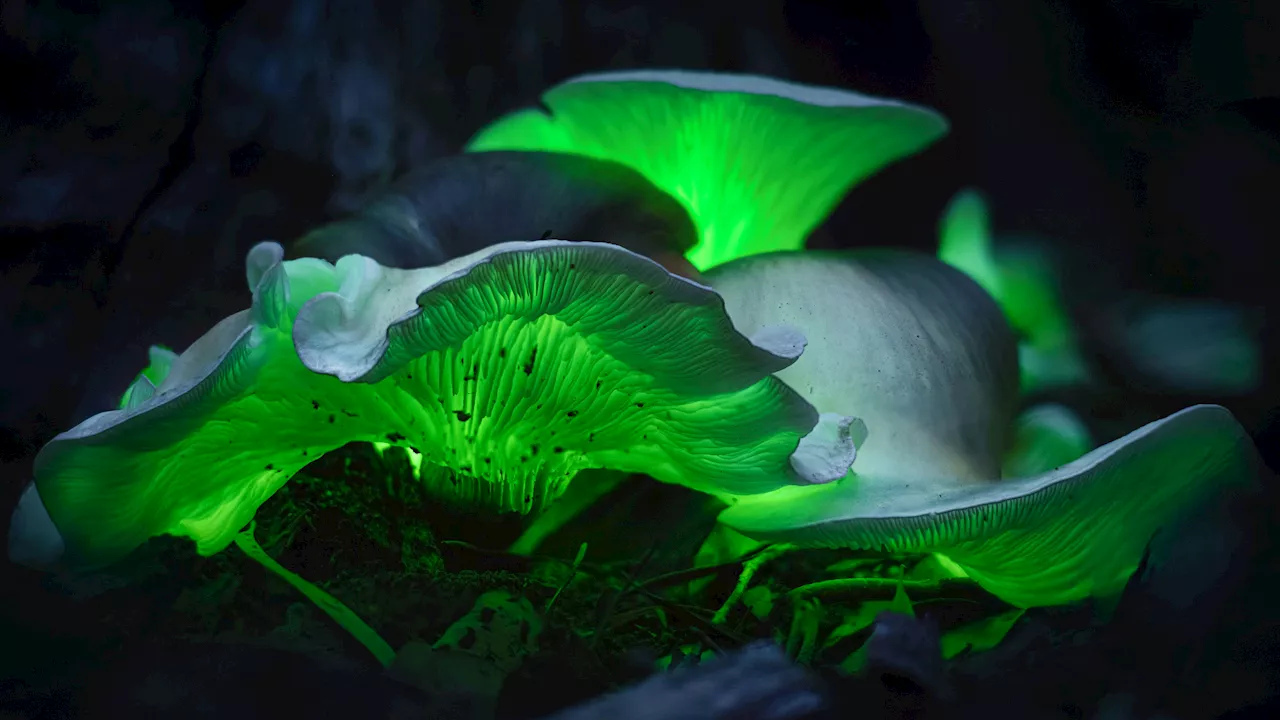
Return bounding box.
[704,249,1262,608]
[936,189,1262,396]
[9,240,856,572]
[467,69,948,270]
[116,345,177,410]
[936,188,1089,393]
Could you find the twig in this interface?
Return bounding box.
[712,543,797,624]
[635,589,754,646]
[591,543,659,647]
[546,542,588,612]
[634,543,777,594]
[787,577,997,605]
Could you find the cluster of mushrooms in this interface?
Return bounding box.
[9,70,1263,614]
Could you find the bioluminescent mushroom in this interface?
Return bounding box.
[936,189,1089,393]
[938,188,1262,396]
[8,240,856,572]
[116,345,177,410]
[702,249,1262,608]
[466,69,948,270]
[294,150,703,280]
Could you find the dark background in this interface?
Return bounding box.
[3,0,1278,476]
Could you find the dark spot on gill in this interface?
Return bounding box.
[520,455,529,463]
[406,373,414,380]
[553,447,564,454]
[595,381,601,390]
[301,450,308,456]
[523,347,538,375]
[328,414,336,424]
[499,347,507,359]
[566,410,578,418]
[460,465,471,473]
[409,447,421,455]
[483,457,491,464]
[588,433,595,442]
[311,400,320,409]
[264,464,275,471]
[386,432,406,443]
[530,444,540,456]
[635,402,645,408]
[454,410,472,422]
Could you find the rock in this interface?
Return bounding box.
[543,641,829,720]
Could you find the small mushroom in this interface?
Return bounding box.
[938,188,1262,396]
[293,150,703,280]
[937,188,1090,392]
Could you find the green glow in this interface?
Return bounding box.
[722,404,1255,608]
[372,441,424,477]
[25,241,838,570]
[935,190,1003,298]
[929,553,970,579]
[116,345,177,409]
[467,70,947,270]
[940,608,1024,659]
[835,581,915,674]
[1001,403,1092,478]
[937,189,1089,392]
[508,469,629,555]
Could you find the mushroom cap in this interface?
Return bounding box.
[467,69,948,270]
[9,240,853,571]
[704,249,1020,483]
[707,249,1261,607]
[292,239,858,496]
[294,151,700,272]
